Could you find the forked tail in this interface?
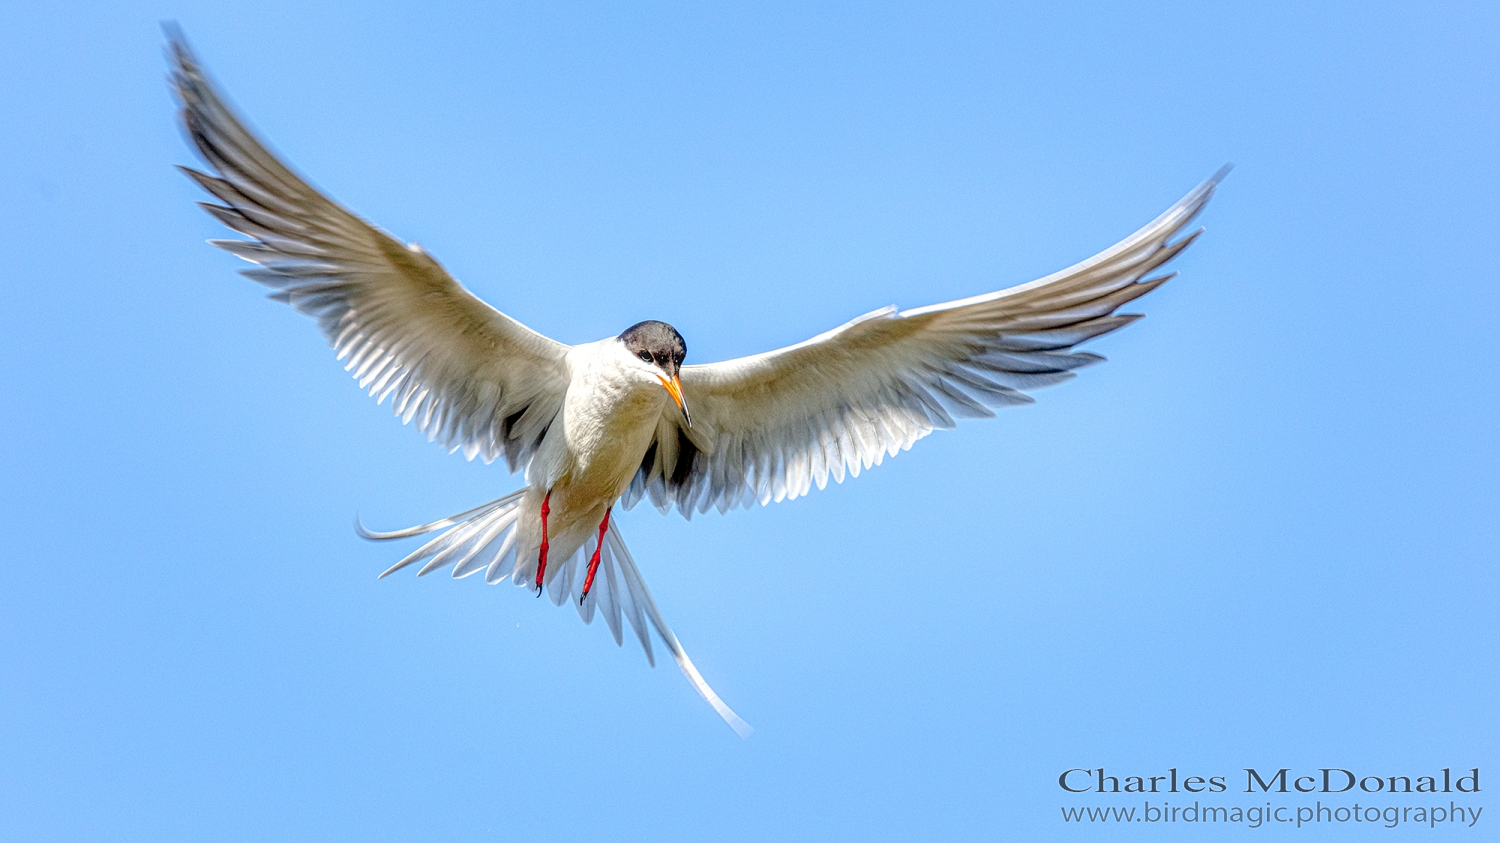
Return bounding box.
[357,493,753,738]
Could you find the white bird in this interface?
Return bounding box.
[168,32,1223,738]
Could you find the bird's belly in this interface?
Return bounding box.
[560,392,661,504]
[527,375,663,552]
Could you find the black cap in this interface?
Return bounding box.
[619,320,686,378]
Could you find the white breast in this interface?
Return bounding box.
[527,340,667,505]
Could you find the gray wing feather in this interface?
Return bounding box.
[169,34,569,469]
[624,170,1225,517]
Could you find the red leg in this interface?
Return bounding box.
[534,491,551,596]
[579,508,612,604]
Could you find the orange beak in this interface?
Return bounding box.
[658,374,692,426]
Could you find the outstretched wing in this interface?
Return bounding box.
[625,171,1224,516]
[169,33,570,468]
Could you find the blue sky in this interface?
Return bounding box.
[1,2,1495,840]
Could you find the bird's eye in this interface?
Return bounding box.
[639,351,652,362]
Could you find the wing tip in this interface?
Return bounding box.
[160,20,188,55]
[161,22,201,91]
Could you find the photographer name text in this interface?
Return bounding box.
[1059,767,1480,795]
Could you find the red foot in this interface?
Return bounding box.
[534,491,551,596]
[579,508,612,604]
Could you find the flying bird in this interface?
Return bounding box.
[168,32,1223,738]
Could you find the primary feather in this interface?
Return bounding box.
[169,36,570,469]
[625,172,1224,516]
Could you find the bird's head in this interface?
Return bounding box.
[619,320,691,426]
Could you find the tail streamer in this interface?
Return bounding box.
[358,492,753,738]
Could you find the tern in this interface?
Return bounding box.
[168,33,1223,738]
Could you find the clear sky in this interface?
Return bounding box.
[2,2,1495,841]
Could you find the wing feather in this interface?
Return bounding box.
[169,34,569,469]
[631,170,1225,516]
